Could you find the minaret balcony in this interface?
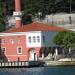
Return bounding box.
[13,11,23,17]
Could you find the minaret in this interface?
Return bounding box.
[13,0,22,28]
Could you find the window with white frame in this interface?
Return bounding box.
[1,38,6,44]
[18,36,21,44]
[10,37,14,44]
[17,47,22,54]
[28,36,31,43]
[37,36,40,42]
[33,36,36,42]
[1,47,6,54]
[28,36,41,43]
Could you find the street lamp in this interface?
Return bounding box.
[38,12,42,21]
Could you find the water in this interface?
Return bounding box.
[0,66,75,75]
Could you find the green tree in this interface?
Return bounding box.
[63,32,75,48]
[53,31,75,48]
[53,31,67,47]
[53,31,75,58]
[1,0,75,31]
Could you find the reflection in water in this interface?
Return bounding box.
[0,67,75,75]
[0,67,44,75]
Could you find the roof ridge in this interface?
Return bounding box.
[2,22,66,33]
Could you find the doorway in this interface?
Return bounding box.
[29,48,36,61]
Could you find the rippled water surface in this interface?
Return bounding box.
[0,66,75,75]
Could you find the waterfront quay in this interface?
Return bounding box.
[1,60,75,68]
[0,61,44,68]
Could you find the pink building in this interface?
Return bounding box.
[0,0,65,62]
[0,22,65,62]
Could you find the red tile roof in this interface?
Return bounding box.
[3,22,66,33]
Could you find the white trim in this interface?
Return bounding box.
[1,47,6,54]
[17,46,22,54]
[15,17,22,20]
[10,37,14,44]
[0,31,41,36]
[13,11,22,16]
[6,55,27,56]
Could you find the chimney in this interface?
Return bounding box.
[13,0,22,28]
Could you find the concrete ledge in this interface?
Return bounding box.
[44,61,75,66]
[58,58,75,61]
[45,60,75,66]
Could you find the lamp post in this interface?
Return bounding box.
[38,12,42,21]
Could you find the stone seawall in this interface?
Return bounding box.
[45,61,75,66]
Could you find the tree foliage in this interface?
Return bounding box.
[63,31,75,48]
[0,0,75,31]
[0,0,75,15]
[53,31,67,47]
[53,31,75,48]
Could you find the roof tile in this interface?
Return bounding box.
[3,22,66,33]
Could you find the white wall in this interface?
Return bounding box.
[45,13,75,25]
[26,31,58,47]
[26,31,42,47]
[0,31,58,48]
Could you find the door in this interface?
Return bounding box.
[29,48,36,61]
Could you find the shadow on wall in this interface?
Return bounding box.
[39,47,55,57]
[0,39,8,62]
[39,47,63,57]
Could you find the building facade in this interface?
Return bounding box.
[0,0,65,62]
[0,22,65,62]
